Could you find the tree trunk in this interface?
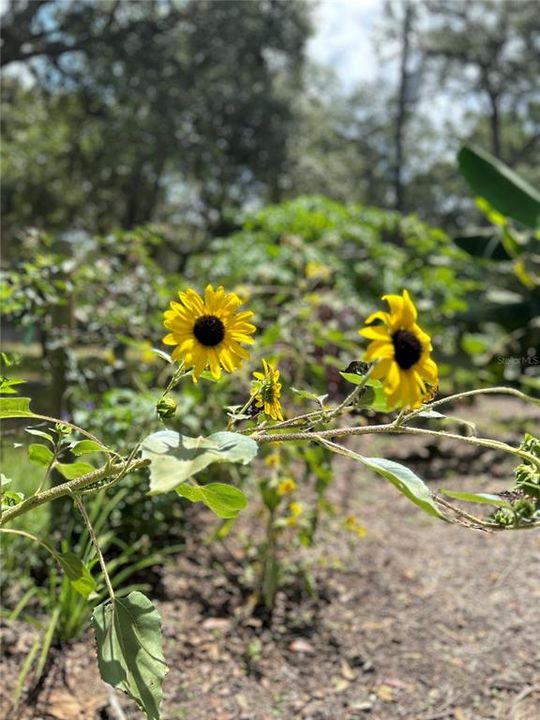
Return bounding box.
[487,89,502,158]
[393,0,414,213]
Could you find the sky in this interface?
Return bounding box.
[308,0,383,89]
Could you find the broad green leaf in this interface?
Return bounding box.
[71,439,105,456]
[339,372,381,389]
[439,489,513,509]
[177,482,247,518]
[58,551,96,597]
[458,146,540,229]
[28,443,54,467]
[365,384,390,412]
[56,461,95,479]
[0,397,36,418]
[141,430,258,495]
[319,439,443,519]
[92,591,167,720]
[360,456,444,519]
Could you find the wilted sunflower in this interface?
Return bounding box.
[252,359,284,421]
[163,285,256,382]
[359,290,438,409]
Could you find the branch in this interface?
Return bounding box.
[0,457,149,526]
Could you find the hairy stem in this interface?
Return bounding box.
[74,495,115,601]
[0,458,150,526]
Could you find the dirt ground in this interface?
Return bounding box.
[1,397,539,720]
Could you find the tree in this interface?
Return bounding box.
[420,0,540,161]
[1,0,312,238]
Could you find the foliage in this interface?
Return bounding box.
[1,0,311,236]
[453,146,540,387]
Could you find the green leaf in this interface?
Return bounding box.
[290,387,328,405]
[458,146,540,229]
[319,439,443,519]
[56,461,96,479]
[338,372,376,387]
[58,551,96,597]
[360,456,444,519]
[0,397,36,418]
[1,489,25,506]
[71,439,105,456]
[25,427,54,443]
[141,430,258,495]
[439,489,513,509]
[177,482,247,518]
[92,591,167,720]
[364,384,390,412]
[28,443,54,467]
[0,377,26,394]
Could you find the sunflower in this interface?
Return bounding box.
[359,290,438,409]
[252,359,284,421]
[163,285,256,382]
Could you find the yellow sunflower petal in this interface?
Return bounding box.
[370,357,393,380]
[365,310,389,325]
[401,290,417,326]
[382,293,404,322]
[417,356,438,384]
[359,326,391,341]
[384,361,401,393]
[365,340,394,362]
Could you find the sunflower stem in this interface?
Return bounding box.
[327,366,374,419]
[74,494,115,601]
[227,393,257,430]
[402,386,540,424]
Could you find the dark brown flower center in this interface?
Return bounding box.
[392,329,422,369]
[193,315,225,347]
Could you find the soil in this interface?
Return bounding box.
[1,397,539,720]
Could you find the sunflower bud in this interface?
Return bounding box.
[492,508,514,526]
[156,394,177,419]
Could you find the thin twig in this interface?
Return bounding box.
[74,494,115,601]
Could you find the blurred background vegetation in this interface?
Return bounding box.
[1,0,539,652]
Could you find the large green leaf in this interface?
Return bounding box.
[92,591,167,720]
[56,461,96,479]
[28,443,54,467]
[177,482,247,518]
[458,146,540,229]
[58,551,96,597]
[360,456,444,519]
[141,430,258,495]
[0,397,36,418]
[319,439,443,519]
[71,439,105,456]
